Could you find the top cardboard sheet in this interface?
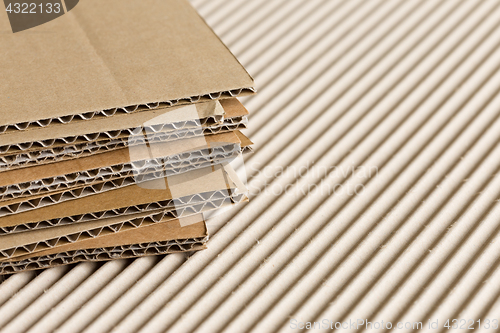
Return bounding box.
[0,0,254,131]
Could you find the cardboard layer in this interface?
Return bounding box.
[0,155,239,216]
[0,164,236,228]
[0,156,244,217]
[0,149,241,203]
[234,130,254,147]
[1,130,252,198]
[0,113,221,155]
[0,131,241,188]
[0,0,254,130]
[0,119,248,171]
[0,213,205,259]
[0,99,229,153]
[0,98,248,157]
[0,188,242,234]
[4,214,207,262]
[0,190,242,250]
[220,98,250,118]
[0,241,207,275]
[0,193,246,260]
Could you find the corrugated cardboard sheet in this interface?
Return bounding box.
[0,98,250,170]
[0,0,254,280]
[0,131,246,212]
[2,0,500,332]
[0,0,254,131]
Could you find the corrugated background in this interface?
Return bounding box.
[2,0,500,332]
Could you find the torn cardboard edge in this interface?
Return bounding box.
[0,192,247,260]
[0,98,248,155]
[0,118,248,171]
[0,163,242,229]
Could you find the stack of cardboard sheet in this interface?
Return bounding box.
[0,0,254,274]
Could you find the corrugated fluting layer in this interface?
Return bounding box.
[2,0,500,332]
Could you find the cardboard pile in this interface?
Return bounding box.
[0,0,254,274]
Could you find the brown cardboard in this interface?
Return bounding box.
[0,118,248,170]
[0,99,232,153]
[0,188,243,235]
[0,193,246,260]
[0,213,196,259]
[0,216,209,274]
[0,131,240,187]
[0,134,245,214]
[0,164,235,228]
[1,191,243,246]
[0,240,207,275]
[5,215,207,261]
[220,98,250,118]
[0,97,251,158]
[0,163,249,260]
[0,150,240,203]
[0,241,207,275]
[0,168,227,216]
[0,0,254,132]
[0,110,223,155]
[234,130,254,147]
